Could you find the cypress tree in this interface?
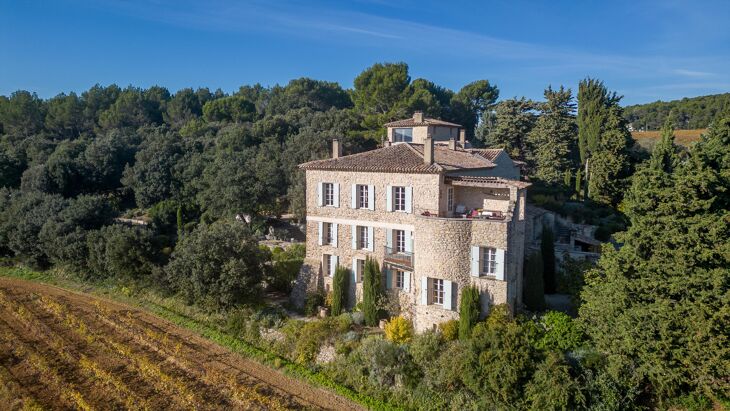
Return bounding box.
[458,285,480,340]
[580,118,730,401]
[527,86,577,183]
[577,78,631,205]
[541,226,557,294]
[362,256,381,326]
[575,168,582,200]
[176,205,184,236]
[563,169,572,193]
[330,265,349,316]
[523,251,546,311]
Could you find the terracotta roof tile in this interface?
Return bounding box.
[383,117,463,128]
[299,143,494,173]
[470,148,504,161]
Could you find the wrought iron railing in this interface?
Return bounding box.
[383,246,414,268]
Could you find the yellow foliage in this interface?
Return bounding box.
[438,319,458,341]
[384,316,413,344]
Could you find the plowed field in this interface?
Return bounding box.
[0,278,361,410]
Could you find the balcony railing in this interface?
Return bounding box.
[383,246,413,269]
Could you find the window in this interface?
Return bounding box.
[394,230,406,253]
[447,187,454,212]
[432,278,444,305]
[395,270,404,289]
[323,183,335,206]
[481,247,497,275]
[394,128,412,143]
[358,185,369,209]
[324,222,334,245]
[358,226,368,250]
[394,186,406,211]
[356,259,365,283]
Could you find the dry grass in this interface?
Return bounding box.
[632,129,706,149]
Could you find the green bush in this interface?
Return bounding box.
[459,285,480,340]
[536,311,584,351]
[304,292,325,317]
[331,265,349,316]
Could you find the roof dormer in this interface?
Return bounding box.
[384,111,463,145]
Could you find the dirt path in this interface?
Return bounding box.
[0,277,364,411]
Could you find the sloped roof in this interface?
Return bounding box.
[299,143,495,173]
[383,117,463,128]
[445,175,531,189]
[471,148,504,161]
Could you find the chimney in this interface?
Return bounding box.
[332,138,342,159]
[424,136,434,165]
[413,111,424,123]
[448,138,456,150]
[459,129,466,147]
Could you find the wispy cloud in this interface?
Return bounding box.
[672,69,715,78]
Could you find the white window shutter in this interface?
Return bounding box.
[318,222,324,246]
[367,226,374,251]
[330,255,338,277]
[351,225,357,249]
[470,245,480,277]
[403,272,411,292]
[317,182,323,206]
[385,269,392,289]
[332,224,338,247]
[405,231,413,253]
[495,248,506,281]
[333,183,340,207]
[367,185,375,210]
[352,258,358,283]
[351,184,357,209]
[405,186,413,213]
[386,229,393,250]
[420,277,428,305]
[386,185,393,212]
[443,280,453,310]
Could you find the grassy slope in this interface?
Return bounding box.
[0,266,397,411]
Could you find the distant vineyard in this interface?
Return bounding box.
[631,129,705,151]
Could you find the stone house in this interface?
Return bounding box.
[293,112,529,332]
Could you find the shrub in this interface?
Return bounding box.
[351,311,364,326]
[384,316,413,344]
[525,351,584,410]
[438,319,459,342]
[459,285,480,340]
[330,265,349,316]
[536,311,584,351]
[294,319,336,365]
[523,251,546,312]
[408,330,442,372]
[268,244,304,292]
[304,292,325,317]
[362,256,381,326]
[164,220,270,309]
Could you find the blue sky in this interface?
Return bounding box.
[2,0,729,105]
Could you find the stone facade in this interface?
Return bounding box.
[294,121,529,333]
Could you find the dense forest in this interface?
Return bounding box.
[623,92,730,130]
[0,63,727,410]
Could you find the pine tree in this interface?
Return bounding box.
[330,265,349,316]
[484,98,536,161]
[362,256,381,326]
[459,285,480,340]
[527,86,577,183]
[541,226,557,294]
[580,117,730,402]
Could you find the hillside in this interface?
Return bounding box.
[631,128,705,151]
[624,93,730,130]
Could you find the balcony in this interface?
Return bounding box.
[383,246,414,269]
